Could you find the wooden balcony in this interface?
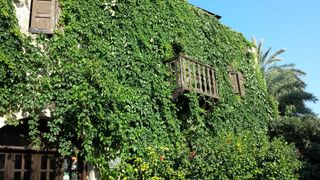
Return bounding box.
[167,54,219,101]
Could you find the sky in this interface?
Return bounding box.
[189,0,320,116]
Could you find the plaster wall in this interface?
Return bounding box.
[0,110,25,128]
[0,118,5,128]
[13,0,32,35]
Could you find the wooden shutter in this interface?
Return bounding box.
[228,68,245,96]
[237,72,245,96]
[29,0,58,34]
[229,72,238,93]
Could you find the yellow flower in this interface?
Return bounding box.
[151,176,161,180]
[135,157,143,163]
[161,146,170,151]
[140,162,149,172]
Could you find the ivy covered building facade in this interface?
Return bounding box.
[0,0,300,179]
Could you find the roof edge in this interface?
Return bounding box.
[192,5,222,20]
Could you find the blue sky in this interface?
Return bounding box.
[189,0,320,116]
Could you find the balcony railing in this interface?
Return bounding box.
[167,54,219,100]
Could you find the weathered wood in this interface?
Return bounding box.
[207,67,212,95]
[202,66,207,93]
[0,145,56,153]
[198,63,202,92]
[31,154,40,179]
[209,69,214,96]
[238,72,245,96]
[21,154,25,179]
[213,70,218,96]
[186,60,191,88]
[46,156,50,180]
[166,54,219,100]
[0,149,87,180]
[193,61,197,90]
[228,68,245,96]
[4,153,12,180]
[179,56,184,87]
[30,0,57,34]
[231,72,238,93]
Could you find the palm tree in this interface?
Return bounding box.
[251,37,286,75]
[252,37,317,116]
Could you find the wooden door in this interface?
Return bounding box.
[0,152,32,180]
[0,152,61,180]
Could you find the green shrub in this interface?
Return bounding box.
[187,131,300,179]
[102,131,300,179]
[269,115,320,179]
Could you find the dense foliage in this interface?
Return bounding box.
[269,115,320,179]
[254,35,319,179]
[0,0,44,122]
[1,0,301,178]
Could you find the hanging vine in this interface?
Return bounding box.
[0,0,300,178]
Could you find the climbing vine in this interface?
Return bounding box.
[1,0,300,178]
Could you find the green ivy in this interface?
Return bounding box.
[0,0,300,178]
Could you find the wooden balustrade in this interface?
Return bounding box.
[167,54,219,100]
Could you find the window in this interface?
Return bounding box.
[13,154,32,180]
[0,152,59,180]
[62,156,79,180]
[39,155,56,180]
[229,69,245,96]
[29,0,60,34]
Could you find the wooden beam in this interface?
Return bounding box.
[0,145,57,153]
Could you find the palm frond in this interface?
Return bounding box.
[261,47,271,63]
[268,48,286,60]
[251,37,318,115]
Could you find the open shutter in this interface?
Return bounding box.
[237,72,245,96]
[229,72,239,93]
[29,0,57,34]
[228,68,245,96]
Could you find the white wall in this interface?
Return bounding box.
[0,117,5,128]
[13,0,32,35]
[0,110,27,128]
